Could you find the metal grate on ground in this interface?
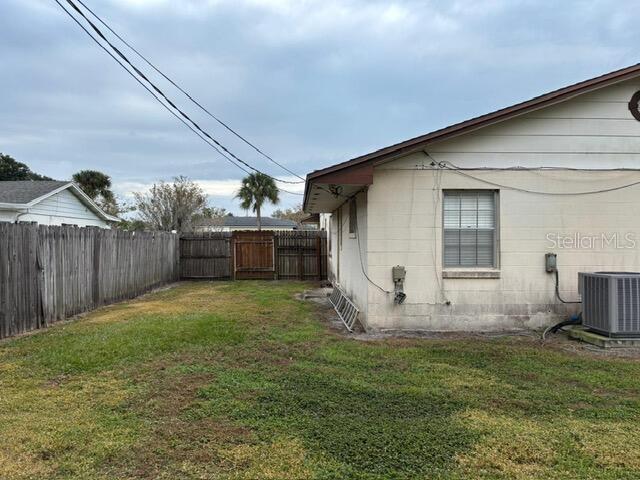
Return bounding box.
[329,285,359,332]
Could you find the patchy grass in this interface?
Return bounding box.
[1,282,640,479]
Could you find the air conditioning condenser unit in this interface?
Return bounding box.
[579,272,640,337]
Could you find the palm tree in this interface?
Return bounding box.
[72,170,115,203]
[235,173,280,230]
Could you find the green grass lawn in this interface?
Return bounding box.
[1,282,640,479]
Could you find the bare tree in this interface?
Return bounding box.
[133,176,207,233]
[272,204,306,224]
[191,206,228,232]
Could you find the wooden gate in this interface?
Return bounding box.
[233,231,276,280]
[275,231,327,280]
[179,230,327,280]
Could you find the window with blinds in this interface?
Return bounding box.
[443,190,497,268]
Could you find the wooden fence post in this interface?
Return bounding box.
[0,224,180,340]
[298,237,304,280]
[230,233,236,281]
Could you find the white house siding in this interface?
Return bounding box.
[357,77,640,331]
[328,191,370,324]
[19,189,109,228]
[0,211,18,222]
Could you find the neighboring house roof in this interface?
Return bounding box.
[195,216,297,228]
[303,62,640,211]
[0,181,120,222]
[0,181,69,204]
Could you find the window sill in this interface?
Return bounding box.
[442,269,500,279]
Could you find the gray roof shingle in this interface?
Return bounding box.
[0,181,70,204]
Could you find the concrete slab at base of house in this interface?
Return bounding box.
[300,287,333,300]
[568,326,640,348]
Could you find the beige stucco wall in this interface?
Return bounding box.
[366,163,640,331]
[326,191,370,325]
[327,76,640,331]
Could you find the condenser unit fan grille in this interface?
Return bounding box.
[617,277,640,333]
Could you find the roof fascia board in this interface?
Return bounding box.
[24,182,74,207]
[303,64,640,211]
[0,203,29,210]
[72,185,121,222]
[306,68,640,181]
[311,163,374,185]
[65,183,121,222]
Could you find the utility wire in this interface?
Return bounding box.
[53,0,253,180]
[441,163,640,196]
[58,0,302,185]
[74,0,305,182]
[354,198,391,294]
[554,270,581,304]
[416,154,640,196]
[55,0,301,197]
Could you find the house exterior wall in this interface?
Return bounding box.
[1,189,110,228]
[425,77,640,170]
[366,165,640,331]
[0,210,18,222]
[326,191,370,324]
[329,77,640,331]
[319,213,332,279]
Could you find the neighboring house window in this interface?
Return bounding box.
[443,190,498,268]
[349,199,357,236]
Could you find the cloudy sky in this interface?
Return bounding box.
[2,0,639,215]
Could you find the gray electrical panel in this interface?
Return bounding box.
[392,265,406,283]
[545,253,557,273]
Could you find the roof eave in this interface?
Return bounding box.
[0,203,29,210]
[64,183,121,222]
[303,62,640,211]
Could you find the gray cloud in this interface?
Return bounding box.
[1,0,640,213]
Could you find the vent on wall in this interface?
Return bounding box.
[580,272,640,337]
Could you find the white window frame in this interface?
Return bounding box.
[442,189,499,269]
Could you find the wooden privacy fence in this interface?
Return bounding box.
[180,230,327,280]
[0,225,324,340]
[0,223,179,340]
[179,232,232,279]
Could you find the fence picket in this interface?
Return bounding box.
[180,230,327,280]
[1,224,327,340]
[0,224,179,340]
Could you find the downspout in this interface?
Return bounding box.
[13,209,29,223]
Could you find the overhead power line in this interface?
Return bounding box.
[52,0,255,181]
[74,0,305,182]
[55,0,303,188]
